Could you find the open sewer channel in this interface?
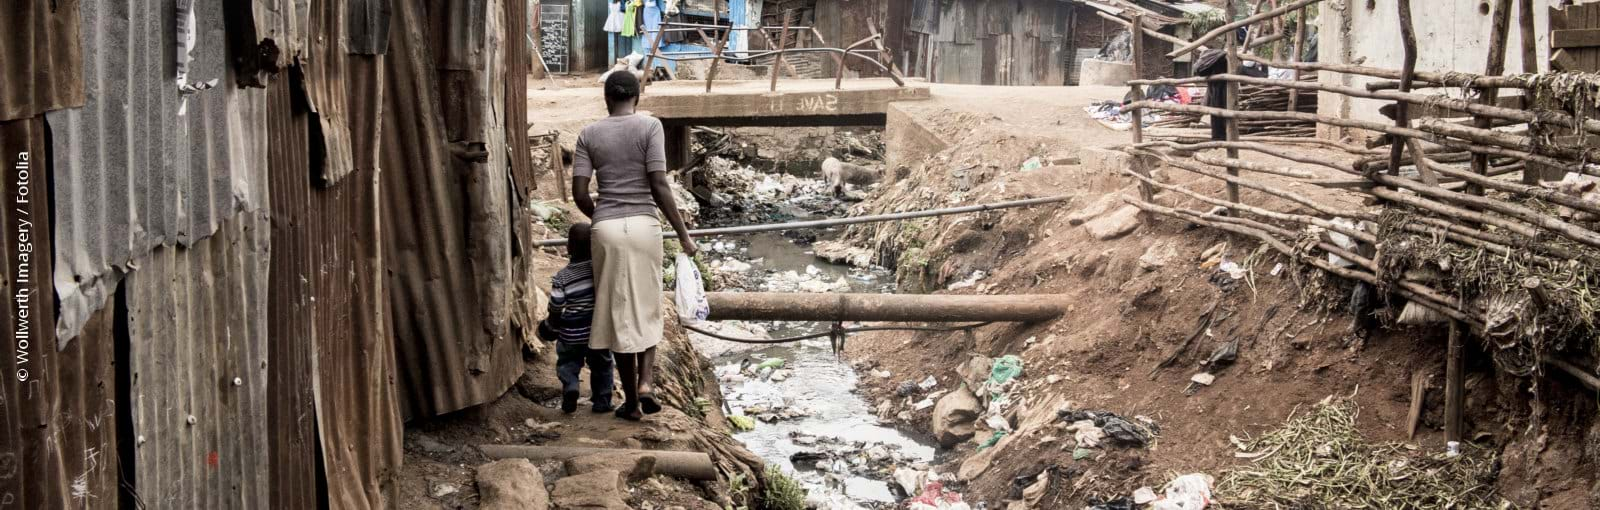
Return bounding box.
[687,163,935,508]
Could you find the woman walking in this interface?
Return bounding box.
[571,71,698,421]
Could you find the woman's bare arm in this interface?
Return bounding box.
[572,176,596,219]
[647,172,697,257]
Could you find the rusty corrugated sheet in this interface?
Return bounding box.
[384,0,523,419]
[349,0,394,55]
[302,0,389,185]
[505,0,532,186]
[264,73,321,510]
[47,0,270,345]
[267,64,401,509]
[0,116,120,510]
[125,213,271,509]
[223,0,307,86]
[0,0,85,121]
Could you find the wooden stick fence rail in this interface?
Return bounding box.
[1121,0,1600,439]
[641,20,906,93]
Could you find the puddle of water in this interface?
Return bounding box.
[691,168,935,508]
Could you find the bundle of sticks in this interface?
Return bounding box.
[1119,50,1600,384]
[1148,76,1320,137]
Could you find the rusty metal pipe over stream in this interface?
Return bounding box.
[700,292,1067,323]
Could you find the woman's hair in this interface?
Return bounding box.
[604,71,640,103]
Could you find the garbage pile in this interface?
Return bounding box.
[719,356,811,424]
[785,432,924,487]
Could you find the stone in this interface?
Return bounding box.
[1138,242,1178,272]
[1079,58,1136,86]
[1084,205,1142,240]
[931,388,982,447]
[564,453,656,483]
[476,459,550,510]
[1065,194,1121,226]
[957,355,993,393]
[414,433,454,454]
[551,469,633,510]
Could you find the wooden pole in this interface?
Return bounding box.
[703,293,1067,322]
[1445,314,1466,443]
[1224,1,1242,205]
[1095,11,1204,52]
[1473,0,1513,195]
[868,17,908,86]
[770,10,793,92]
[1130,14,1153,203]
[705,26,731,93]
[1169,0,1322,58]
[1519,0,1537,74]
[1288,6,1308,112]
[480,445,719,481]
[1386,0,1418,181]
[641,22,667,89]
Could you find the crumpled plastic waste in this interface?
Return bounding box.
[989,355,1023,385]
[1086,495,1134,510]
[756,358,785,370]
[1067,420,1105,448]
[728,415,755,431]
[1151,473,1214,510]
[976,430,1007,450]
[907,482,971,510]
[1058,410,1156,448]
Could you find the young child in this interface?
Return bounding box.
[539,222,616,413]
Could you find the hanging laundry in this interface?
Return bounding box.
[604,0,625,33]
[622,0,639,37]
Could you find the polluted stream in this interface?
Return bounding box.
[685,152,935,508]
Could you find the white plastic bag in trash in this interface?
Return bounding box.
[675,253,710,324]
[1152,473,1214,510]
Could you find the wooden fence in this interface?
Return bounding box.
[1111,0,1600,443]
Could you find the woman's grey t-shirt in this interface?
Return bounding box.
[573,114,667,223]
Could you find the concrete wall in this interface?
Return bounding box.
[1318,0,1559,139]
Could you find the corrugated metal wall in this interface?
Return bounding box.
[928,0,1073,85]
[0,116,120,510]
[48,0,270,344]
[2,0,525,506]
[0,0,85,121]
[125,215,272,509]
[383,0,525,420]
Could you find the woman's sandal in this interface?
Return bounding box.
[614,401,642,421]
[638,392,662,415]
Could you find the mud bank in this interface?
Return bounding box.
[829,87,1598,508]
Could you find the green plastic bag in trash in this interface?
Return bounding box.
[757,358,786,370]
[728,415,756,431]
[989,355,1023,385]
[977,430,1008,450]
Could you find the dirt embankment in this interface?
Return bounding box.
[837,85,1599,508]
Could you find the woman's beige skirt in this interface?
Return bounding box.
[590,215,664,353]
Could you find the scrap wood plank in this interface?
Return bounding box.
[1552,28,1600,49]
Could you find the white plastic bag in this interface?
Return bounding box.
[675,253,710,324]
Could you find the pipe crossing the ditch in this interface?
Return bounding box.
[703,292,1066,323]
[533,195,1071,247]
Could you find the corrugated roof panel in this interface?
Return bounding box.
[304,0,358,185]
[222,0,309,86]
[383,0,522,420]
[0,116,120,510]
[126,213,271,509]
[0,0,85,121]
[47,0,269,345]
